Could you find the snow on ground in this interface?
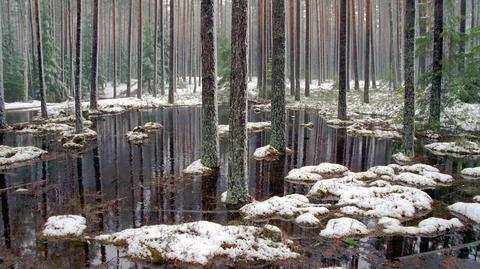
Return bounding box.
[285,163,349,182]
[378,217,463,236]
[319,217,369,239]
[94,221,298,265]
[443,101,480,132]
[295,213,321,226]
[61,128,98,150]
[0,146,47,167]
[183,159,216,175]
[392,152,413,164]
[448,202,480,223]
[125,122,163,145]
[218,121,271,136]
[460,167,480,179]
[425,141,480,157]
[253,145,281,160]
[42,215,87,238]
[474,196,480,203]
[240,194,329,222]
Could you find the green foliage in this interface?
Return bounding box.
[218,35,230,89]
[2,29,24,102]
[343,239,360,248]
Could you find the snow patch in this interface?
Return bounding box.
[448,202,480,223]
[285,163,349,182]
[253,145,281,160]
[0,146,47,167]
[425,141,480,157]
[183,159,216,175]
[319,217,369,239]
[378,217,463,236]
[461,167,480,179]
[42,215,87,238]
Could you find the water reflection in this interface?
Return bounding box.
[0,107,479,268]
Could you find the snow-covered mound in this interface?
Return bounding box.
[448,202,480,223]
[425,141,480,157]
[319,217,369,239]
[125,122,163,144]
[378,217,463,236]
[285,163,349,182]
[42,215,87,238]
[461,167,480,179]
[253,145,281,160]
[183,159,216,175]
[94,221,298,265]
[218,122,271,136]
[0,146,47,167]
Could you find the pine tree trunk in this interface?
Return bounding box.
[90,0,100,110]
[200,0,220,169]
[74,0,84,133]
[28,0,36,97]
[389,0,397,89]
[168,0,175,104]
[370,3,376,89]
[160,0,165,96]
[227,0,249,205]
[418,0,427,78]
[34,0,48,119]
[0,8,7,129]
[68,0,74,98]
[289,0,295,95]
[21,0,29,102]
[459,0,466,72]
[350,0,359,90]
[271,0,286,152]
[113,0,117,98]
[430,0,443,124]
[257,0,264,97]
[364,0,371,104]
[295,0,301,101]
[338,0,347,120]
[127,0,133,96]
[304,0,310,97]
[137,0,143,99]
[403,0,415,153]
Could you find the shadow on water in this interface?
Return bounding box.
[0,107,479,268]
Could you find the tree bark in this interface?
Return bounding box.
[113,0,117,98]
[364,0,371,104]
[90,0,100,110]
[338,0,347,119]
[430,0,443,124]
[305,0,310,97]
[295,0,301,101]
[169,0,175,104]
[350,0,359,90]
[34,0,48,119]
[200,0,220,168]
[74,0,84,133]
[127,0,133,96]
[289,0,295,95]
[370,3,376,89]
[389,0,397,89]
[403,0,415,153]
[137,0,143,99]
[459,0,466,72]
[160,0,165,96]
[0,8,6,129]
[227,0,249,205]
[257,0,264,97]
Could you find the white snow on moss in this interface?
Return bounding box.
[378,217,463,236]
[425,141,480,157]
[473,196,480,203]
[285,163,349,182]
[183,159,216,175]
[42,215,87,238]
[319,217,369,239]
[0,146,47,167]
[448,202,480,223]
[218,122,271,136]
[253,145,281,160]
[393,172,437,187]
[401,163,440,174]
[461,167,480,179]
[125,130,149,144]
[295,213,321,226]
[94,221,298,265]
[240,194,329,220]
[392,152,412,164]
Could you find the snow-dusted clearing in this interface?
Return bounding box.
[319,217,369,239]
[0,146,47,167]
[425,141,480,157]
[94,221,298,265]
[448,202,480,223]
[42,215,87,238]
[460,167,480,179]
[183,159,217,175]
[378,217,463,236]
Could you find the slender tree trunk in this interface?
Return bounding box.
[430,0,443,124]
[350,0,359,90]
[364,0,371,103]
[127,0,133,96]
[0,8,7,129]
[271,0,286,152]
[295,0,301,101]
[160,0,165,96]
[227,0,249,205]
[305,0,311,97]
[34,0,48,119]
[370,3,376,89]
[338,0,347,120]
[257,0,264,97]
[459,0,466,72]
[29,0,36,97]
[74,0,84,133]
[153,0,158,97]
[169,0,175,104]
[90,0,100,110]
[389,0,397,89]
[21,0,29,101]
[113,0,117,98]
[137,0,143,99]
[200,0,220,168]
[403,0,415,153]
[68,0,74,98]
[289,0,295,95]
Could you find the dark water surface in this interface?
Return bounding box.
[1,107,479,268]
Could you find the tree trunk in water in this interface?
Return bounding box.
[168,0,175,104]
[127,0,133,97]
[90,0,100,110]
[289,0,295,95]
[227,0,249,205]
[137,0,143,99]
[271,0,286,152]
[364,0,371,104]
[403,0,415,153]
[34,0,48,119]
[200,0,220,169]
[305,0,310,97]
[113,0,117,98]
[350,0,359,90]
[295,0,301,101]
[0,9,7,129]
[338,0,347,120]
[74,0,84,133]
[430,0,443,124]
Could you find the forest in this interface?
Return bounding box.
[0,0,480,268]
